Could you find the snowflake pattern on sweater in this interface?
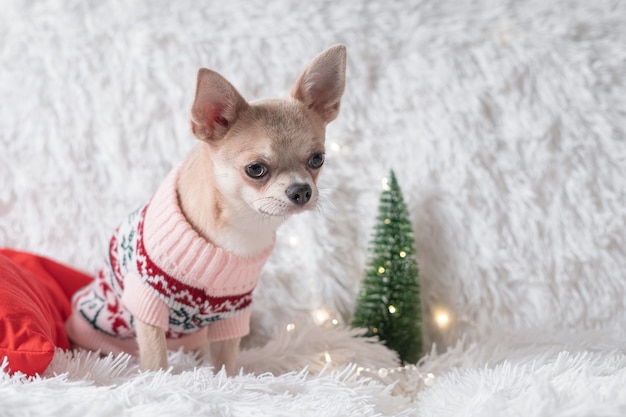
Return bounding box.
[75,204,255,340]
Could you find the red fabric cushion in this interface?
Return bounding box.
[0,249,92,376]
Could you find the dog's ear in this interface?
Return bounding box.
[290,44,347,124]
[191,69,248,141]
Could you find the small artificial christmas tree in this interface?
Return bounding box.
[351,170,423,364]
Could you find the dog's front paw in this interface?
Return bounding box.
[135,320,168,372]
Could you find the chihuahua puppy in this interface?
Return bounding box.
[65,45,347,375]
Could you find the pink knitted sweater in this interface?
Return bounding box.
[66,167,273,355]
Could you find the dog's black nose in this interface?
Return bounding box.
[286,183,312,206]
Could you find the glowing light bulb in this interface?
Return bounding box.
[313,308,330,325]
[288,236,299,247]
[384,218,391,224]
[286,323,296,332]
[399,251,406,258]
[424,373,436,386]
[330,142,341,152]
[378,266,386,274]
[435,310,450,328]
[381,177,391,191]
[324,351,332,363]
[388,305,397,314]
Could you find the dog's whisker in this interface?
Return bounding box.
[313,195,335,215]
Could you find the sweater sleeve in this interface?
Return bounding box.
[121,272,169,331]
[205,310,252,342]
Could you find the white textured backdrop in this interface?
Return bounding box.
[1,1,625,414]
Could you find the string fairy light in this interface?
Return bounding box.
[283,308,342,332]
[356,364,436,387]
[280,308,439,390]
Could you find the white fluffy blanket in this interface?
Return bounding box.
[1,0,625,415]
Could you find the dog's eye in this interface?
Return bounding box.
[245,163,269,179]
[308,153,325,169]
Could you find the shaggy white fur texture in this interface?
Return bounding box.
[1,0,625,415]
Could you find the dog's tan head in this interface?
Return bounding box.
[178,45,346,255]
[189,45,346,220]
